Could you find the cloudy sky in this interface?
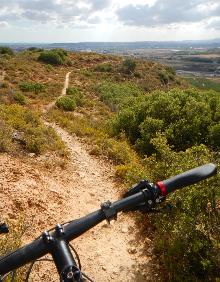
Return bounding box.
[0,0,220,42]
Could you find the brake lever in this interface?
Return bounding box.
[123,180,165,213]
[123,180,151,198]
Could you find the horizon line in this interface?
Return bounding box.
[0,38,220,45]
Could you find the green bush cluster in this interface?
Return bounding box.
[97,81,144,111]
[66,87,85,107]
[94,63,112,72]
[159,66,176,84]
[145,134,220,281]
[27,47,44,52]
[159,70,169,84]
[96,81,220,281]
[0,104,67,155]
[56,96,76,111]
[38,48,68,65]
[122,58,136,74]
[109,88,220,154]
[13,92,27,105]
[50,73,219,281]
[0,46,14,56]
[19,81,45,94]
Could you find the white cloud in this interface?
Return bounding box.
[117,0,220,27]
[0,0,219,41]
[0,0,112,24]
[0,21,9,28]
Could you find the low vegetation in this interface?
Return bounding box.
[0,104,67,155]
[19,81,45,94]
[56,96,76,111]
[185,76,220,92]
[122,58,136,74]
[13,92,27,105]
[38,48,68,65]
[146,136,220,281]
[106,88,220,153]
[94,63,112,72]
[0,218,29,280]
[66,87,86,107]
[0,46,14,56]
[96,79,220,281]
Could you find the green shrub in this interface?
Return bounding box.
[95,63,112,72]
[122,58,136,74]
[0,104,67,155]
[136,117,164,154]
[0,218,29,280]
[19,81,45,94]
[144,135,220,281]
[96,82,144,111]
[209,123,220,148]
[13,92,27,105]
[38,50,67,65]
[110,89,220,154]
[27,47,43,52]
[165,65,176,80]
[52,48,67,60]
[0,46,14,56]
[56,96,76,111]
[66,87,85,107]
[45,64,54,72]
[0,120,13,152]
[159,70,169,84]
[66,87,80,96]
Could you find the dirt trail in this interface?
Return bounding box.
[0,72,156,281]
[39,72,155,281]
[44,124,153,281]
[43,71,71,113]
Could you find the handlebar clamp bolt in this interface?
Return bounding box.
[67,271,74,279]
[42,231,54,245]
[101,201,117,223]
[148,200,153,205]
[55,224,65,237]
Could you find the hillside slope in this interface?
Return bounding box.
[0,50,218,282]
[0,52,172,281]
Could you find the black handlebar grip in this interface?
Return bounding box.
[157,163,217,196]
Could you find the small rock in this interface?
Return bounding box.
[121,226,128,233]
[29,153,36,158]
[128,247,137,254]
[102,266,107,271]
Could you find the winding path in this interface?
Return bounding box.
[39,72,153,281]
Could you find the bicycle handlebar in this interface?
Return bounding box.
[0,192,148,274]
[157,163,217,195]
[0,163,217,275]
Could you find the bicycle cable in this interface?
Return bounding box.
[25,258,53,282]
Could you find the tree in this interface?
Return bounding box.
[122,58,136,74]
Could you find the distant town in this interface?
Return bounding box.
[2,39,220,77]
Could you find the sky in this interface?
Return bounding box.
[0,0,220,43]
